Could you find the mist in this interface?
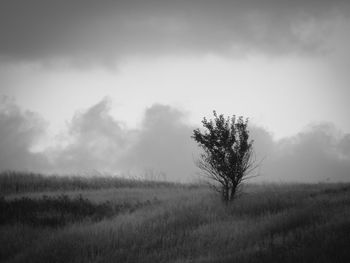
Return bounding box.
[0,97,348,182]
[0,97,49,171]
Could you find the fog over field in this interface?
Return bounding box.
[1,0,350,182]
[0,97,349,182]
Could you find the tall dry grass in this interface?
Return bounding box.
[1,175,349,263]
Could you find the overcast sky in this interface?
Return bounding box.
[0,0,349,181]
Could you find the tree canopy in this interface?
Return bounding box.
[192,111,255,202]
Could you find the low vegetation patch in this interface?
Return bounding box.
[0,195,154,227]
[0,171,178,194]
[1,173,349,263]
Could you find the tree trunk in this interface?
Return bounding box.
[229,185,237,201]
[222,184,230,203]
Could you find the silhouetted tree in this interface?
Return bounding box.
[192,111,256,202]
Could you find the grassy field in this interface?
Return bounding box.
[1,172,350,263]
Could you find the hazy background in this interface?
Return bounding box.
[1,0,349,182]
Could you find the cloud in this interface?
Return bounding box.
[260,123,350,182]
[41,99,195,180]
[1,0,349,65]
[1,98,349,182]
[0,96,49,171]
[47,101,198,181]
[48,97,130,172]
[249,125,275,160]
[119,104,198,181]
[338,134,350,157]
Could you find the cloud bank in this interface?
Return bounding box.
[0,98,349,182]
[118,104,197,181]
[261,123,350,182]
[47,97,129,172]
[0,97,49,171]
[1,0,349,65]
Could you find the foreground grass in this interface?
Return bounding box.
[1,179,350,263]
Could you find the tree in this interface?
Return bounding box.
[192,111,256,202]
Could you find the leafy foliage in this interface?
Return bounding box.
[192,111,255,202]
